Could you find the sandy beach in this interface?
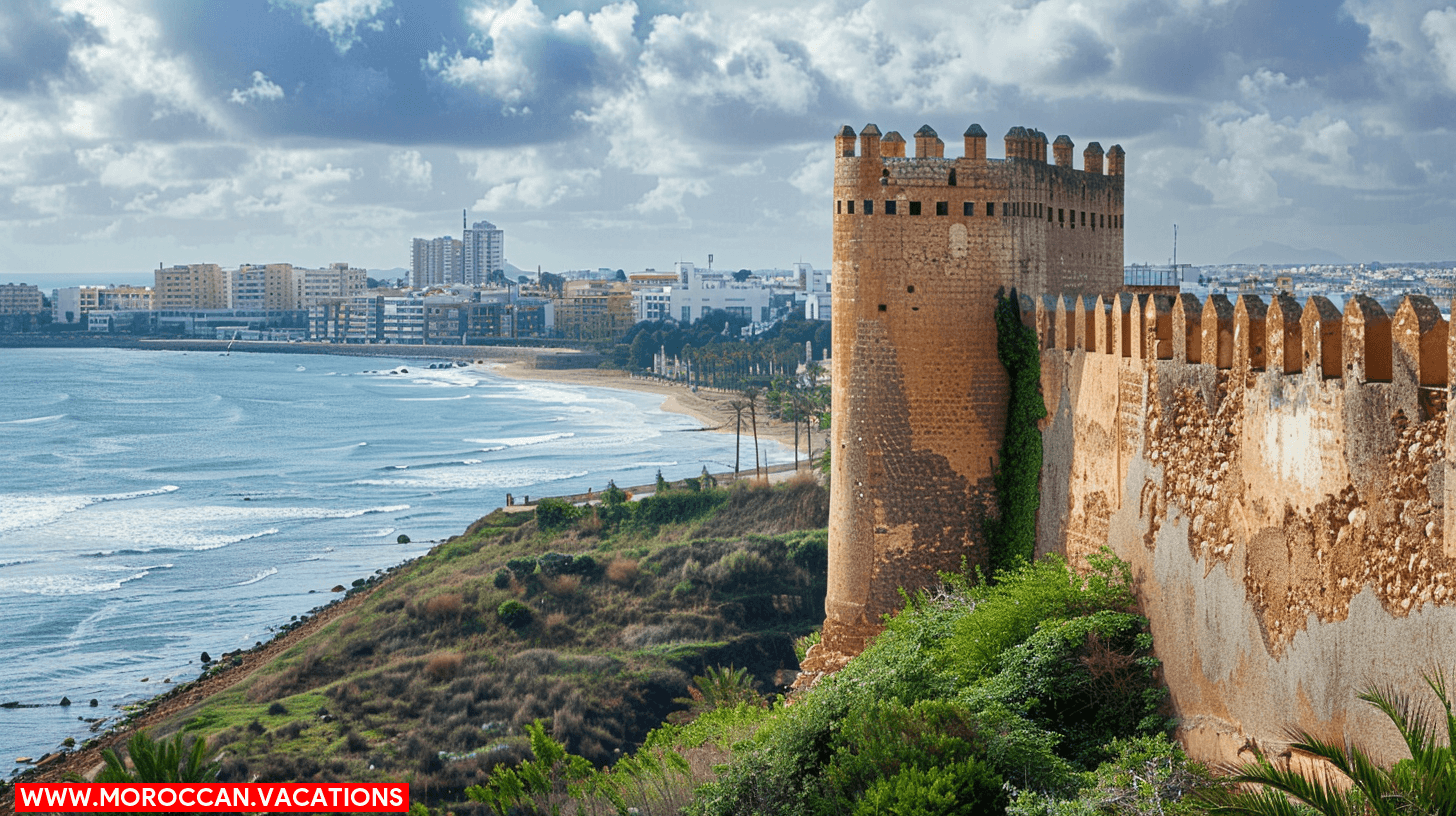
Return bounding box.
[489,360,820,457]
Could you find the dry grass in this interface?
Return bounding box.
[423,593,464,620]
[542,574,582,597]
[606,558,639,585]
[424,652,463,682]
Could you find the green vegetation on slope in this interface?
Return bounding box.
[469,551,1218,816]
[152,477,829,809]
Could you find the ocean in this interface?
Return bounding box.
[0,347,790,774]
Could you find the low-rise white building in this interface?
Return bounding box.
[667,261,773,324]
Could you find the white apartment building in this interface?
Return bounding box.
[462,221,505,285]
[633,288,673,322]
[667,261,773,324]
[411,236,463,287]
[795,262,831,321]
[52,286,101,324]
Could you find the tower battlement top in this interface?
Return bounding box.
[837,122,1123,175]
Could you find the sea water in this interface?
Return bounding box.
[0,347,792,774]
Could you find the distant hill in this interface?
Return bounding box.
[1224,241,1346,265]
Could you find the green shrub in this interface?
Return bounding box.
[506,557,537,579]
[853,759,1006,816]
[827,699,1000,808]
[935,551,1135,684]
[677,666,762,716]
[492,568,511,589]
[534,497,583,531]
[787,530,829,573]
[969,611,1166,767]
[496,600,532,628]
[1011,735,1216,816]
[634,489,727,528]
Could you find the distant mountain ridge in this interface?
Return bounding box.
[1224,241,1347,265]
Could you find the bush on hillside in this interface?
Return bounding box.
[496,600,532,628]
[534,498,583,531]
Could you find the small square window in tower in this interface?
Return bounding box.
[909,201,921,215]
[864,200,873,215]
[936,201,948,216]
[964,202,974,216]
[986,202,994,216]
[885,200,897,215]
[847,200,855,214]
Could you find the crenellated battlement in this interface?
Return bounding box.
[1029,291,1451,401]
[836,121,1123,175]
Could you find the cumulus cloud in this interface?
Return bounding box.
[385,149,432,190]
[5,0,1456,274]
[301,0,392,53]
[229,71,285,105]
[457,147,600,209]
[426,0,637,115]
[1424,7,1456,91]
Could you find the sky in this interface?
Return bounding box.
[2,0,1456,283]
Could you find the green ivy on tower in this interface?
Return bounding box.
[989,289,1046,577]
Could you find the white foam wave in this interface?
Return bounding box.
[396,395,472,402]
[0,559,37,569]
[0,486,179,536]
[235,567,279,586]
[191,528,280,551]
[464,432,575,448]
[0,569,155,596]
[478,446,506,453]
[0,414,66,425]
[633,461,679,468]
[461,459,482,465]
[366,527,397,538]
[391,465,409,470]
[60,503,407,552]
[354,469,587,490]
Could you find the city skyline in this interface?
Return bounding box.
[2,0,1455,279]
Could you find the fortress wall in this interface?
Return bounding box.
[1037,292,1456,765]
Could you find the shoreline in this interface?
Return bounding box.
[490,360,816,452]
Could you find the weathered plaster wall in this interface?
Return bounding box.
[1039,291,1456,764]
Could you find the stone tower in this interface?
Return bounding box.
[818,122,1126,658]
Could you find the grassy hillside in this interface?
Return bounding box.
[151,477,830,808]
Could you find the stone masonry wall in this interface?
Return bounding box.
[815,123,1125,662]
[1038,290,1456,765]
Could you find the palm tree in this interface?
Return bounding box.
[95,730,220,783]
[1200,671,1456,816]
[728,399,749,476]
[742,387,763,482]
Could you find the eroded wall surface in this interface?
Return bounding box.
[1040,292,1456,764]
